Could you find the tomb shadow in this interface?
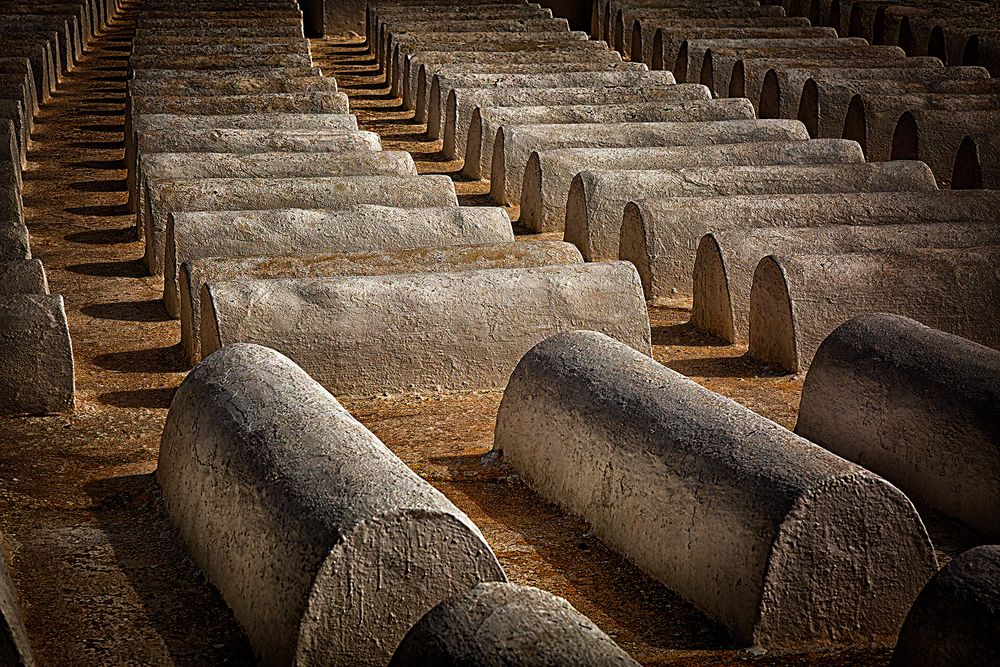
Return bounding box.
[94,344,186,373]
[651,322,729,347]
[64,225,134,244]
[83,474,255,664]
[96,387,177,409]
[66,258,145,277]
[445,470,733,652]
[64,203,130,217]
[78,123,126,133]
[81,299,171,322]
[665,354,789,379]
[68,158,126,170]
[70,178,127,193]
[69,138,124,150]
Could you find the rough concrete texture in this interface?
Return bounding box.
[675,38,880,88]
[370,4,554,55]
[891,545,1000,667]
[144,174,459,275]
[430,69,678,142]
[128,91,350,117]
[130,40,310,56]
[407,44,620,116]
[797,70,992,140]
[796,313,1000,540]
[523,138,860,234]
[135,127,380,158]
[445,77,702,164]
[463,97,754,180]
[610,0,779,49]
[494,117,810,207]
[692,223,1000,343]
[748,246,1000,374]
[0,260,48,296]
[158,343,505,665]
[127,66,325,86]
[132,112,357,135]
[201,262,651,396]
[0,294,74,415]
[629,16,812,65]
[389,582,639,667]
[493,330,938,649]
[0,542,33,667]
[167,204,511,343]
[752,55,944,118]
[389,32,591,98]
[620,189,1000,303]
[844,89,1000,164]
[416,61,647,128]
[127,120,372,207]
[650,26,837,80]
[572,159,936,262]
[628,6,791,56]
[137,150,415,212]
[892,109,1000,186]
[384,19,574,75]
[181,240,581,363]
[129,52,313,70]
[0,222,30,261]
[952,132,1000,189]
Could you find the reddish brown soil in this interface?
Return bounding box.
[0,10,979,666]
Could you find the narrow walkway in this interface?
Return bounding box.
[0,4,251,664]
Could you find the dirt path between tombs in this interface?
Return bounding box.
[0,9,978,665]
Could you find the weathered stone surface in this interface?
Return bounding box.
[144,174,459,274]
[389,582,638,667]
[464,97,754,180]
[839,87,1000,163]
[648,25,836,80]
[126,72,333,99]
[788,68,989,139]
[141,149,414,186]
[383,17,572,71]
[181,240,580,362]
[892,109,1000,186]
[1,38,58,101]
[126,92,350,120]
[0,99,28,170]
[796,313,1000,540]
[576,158,935,262]
[0,294,74,415]
[417,60,646,128]
[130,40,310,57]
[693,222,1000,343]
[201,262,651,395]
[0,540,33,667]
[128,91,350,117]
[0,121,21,224]
[952,132,1000,189]
[629,16,811,66]
[522,137,860,234]
[755,59,955,120]
[129,52,313,70]
[135,128,377,158]
[596,0,784,43]
[159,343,505,666]
[406,44,619,115]
[621,189,1000,303]
[675,37,884,88]
[0,260,48,296]
[891,545,1000,666]
[495,117,809,208]
[431,69,678,143]
[444,76,699,164]
[494,329,937,649]
[748,246,1000,373]
[168,204,511,360]
[390,32,590,98]
[606,0,776,48]
[0,55,39,121]
[625,5,790,53]
[127,115,364,205]
[0,221,29,261]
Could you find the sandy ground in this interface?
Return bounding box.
[0,8,982,666]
